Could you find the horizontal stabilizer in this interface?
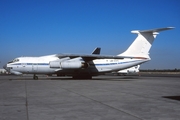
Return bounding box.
[131,27,174,33]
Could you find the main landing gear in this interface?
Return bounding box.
[33,74,38,80]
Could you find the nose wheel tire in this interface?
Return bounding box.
[33,75,38,80]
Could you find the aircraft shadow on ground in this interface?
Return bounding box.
[163,96,180,101]
[48,76,140,81]
[5,75,140,81]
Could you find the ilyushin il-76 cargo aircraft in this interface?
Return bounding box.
[4,27,174,79]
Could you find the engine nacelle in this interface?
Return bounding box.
[50,60,89,69]
[61,61,88,69]
[49,61,60,68]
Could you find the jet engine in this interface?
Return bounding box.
[49,61,60,68]
[61,61,88,69]
[49,61,88,69]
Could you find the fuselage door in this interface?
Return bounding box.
[32,63,38,72]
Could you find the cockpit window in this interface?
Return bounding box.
[8,58,19,63]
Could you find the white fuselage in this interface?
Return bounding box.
[6,55,148,76]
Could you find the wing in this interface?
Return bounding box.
[56,54,134,62]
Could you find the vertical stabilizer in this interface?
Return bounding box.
[92,47,101,54]
[119,27,174,58]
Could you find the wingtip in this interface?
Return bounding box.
[167,27,175,29]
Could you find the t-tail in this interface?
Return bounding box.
[119,27,174,58]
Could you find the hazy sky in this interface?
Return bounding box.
[0,0,180,69]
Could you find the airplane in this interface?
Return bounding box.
[113,65,140,76]
[3,27,174,79]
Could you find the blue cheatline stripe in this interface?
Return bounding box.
[11,63,49,65]
[93,60,141,66]
[11,63,21,65]
[38,63,49,65]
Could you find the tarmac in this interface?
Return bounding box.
[0,74,180,120]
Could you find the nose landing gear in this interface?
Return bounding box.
[33,74,38,80]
